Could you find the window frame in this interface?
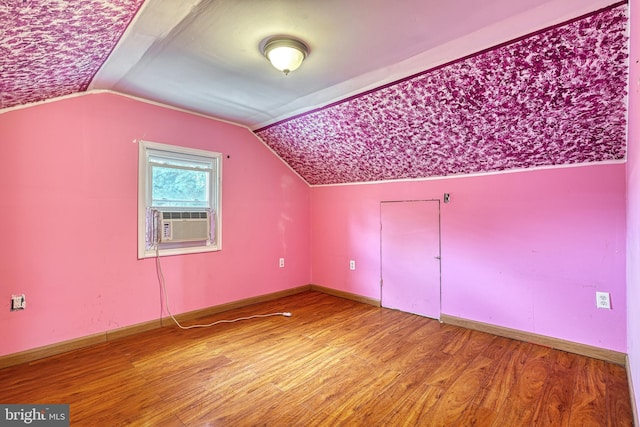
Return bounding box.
[138,140,222,259]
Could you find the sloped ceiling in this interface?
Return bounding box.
[1,0,144,108]
[256,5,628,185]
[0,0,628,186]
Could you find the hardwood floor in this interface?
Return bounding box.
[0,291,632,426]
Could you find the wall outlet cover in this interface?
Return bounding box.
[11,294,26,311]
[596,291,611,309]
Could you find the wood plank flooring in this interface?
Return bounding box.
[0,291,632,426]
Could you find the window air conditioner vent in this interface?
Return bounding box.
[160,211,210,243]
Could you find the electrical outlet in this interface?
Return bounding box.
[11,294,26,311]
[279,258,285,268]
[596,292,611,309]
[349,260,356,270]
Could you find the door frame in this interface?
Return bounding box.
[379,199,442,318]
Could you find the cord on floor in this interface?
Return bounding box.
[154,244,292,330]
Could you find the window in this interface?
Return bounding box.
[138,140,222,258]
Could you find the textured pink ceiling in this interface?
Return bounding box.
[0,0,142,109]
[255,4,628,186]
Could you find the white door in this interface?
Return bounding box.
[380,200,441,319]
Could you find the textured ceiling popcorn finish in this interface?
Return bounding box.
[255,5,628,186]
[0,0,143,109]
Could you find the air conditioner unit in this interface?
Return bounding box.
[159,211,210,243]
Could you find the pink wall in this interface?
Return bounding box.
[627,0,640,415]
[0,93,311,356]
[311,164,627,352]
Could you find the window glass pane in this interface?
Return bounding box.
[151,164,210,208]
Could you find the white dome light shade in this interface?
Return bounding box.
[263,38,309,75]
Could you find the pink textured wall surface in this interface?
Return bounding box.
[257,4,627,185]
[627,0,640,416]
[0,0,143,109]
[311,164,626,351]
[0,93,310,356]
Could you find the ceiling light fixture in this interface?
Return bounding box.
[261,37,309,75]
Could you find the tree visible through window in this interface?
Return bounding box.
[150,157,210,208]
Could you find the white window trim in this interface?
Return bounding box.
[138,140,222,259]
